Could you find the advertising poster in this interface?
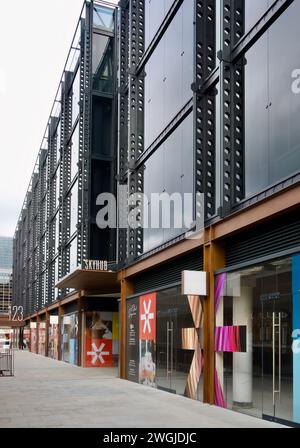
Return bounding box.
[126,298,139,382]
[84,312,113,367]
[139,293,156,387]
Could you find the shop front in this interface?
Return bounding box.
[83,310,119,368]
[215,254,300,426]
[126,286,204,401]
[30,322,37,353]
[37,320,46,356]
[61,312,78,365]
[48,315,59,360]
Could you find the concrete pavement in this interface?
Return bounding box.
[0,350,286,428]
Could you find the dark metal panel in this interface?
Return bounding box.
[134,250,204,294]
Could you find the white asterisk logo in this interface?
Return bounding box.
[141,299,154,335]
[87,342,109,365]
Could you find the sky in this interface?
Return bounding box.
[0,0,117,238]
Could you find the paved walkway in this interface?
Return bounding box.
[0,350,286,428]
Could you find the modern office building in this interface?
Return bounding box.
[0,236,13,315]
[0,236,14,349]
[13,0,300,428]
[117,0,300,428]
[13,1,120,366]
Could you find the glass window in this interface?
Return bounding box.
[55,167,60,210]
[61,313,78,365]
[143,113,194,253]
[215,255,295,424]
[244,0,300,198]
[145,0,175,49]
[70,180,78,237]
[244,0,274,35]
[71,125,79,181]
[72,69,80,128]
[144,0,194,148]
[92,36,114,93]
[93,5,114,32]
[69,237,77,272]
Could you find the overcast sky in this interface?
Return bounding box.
[0,0,116,238]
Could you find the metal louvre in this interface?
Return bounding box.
[226,211,300,267]
[134,250,203,294]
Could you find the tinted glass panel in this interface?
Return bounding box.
[92,97,112,156]
[244,1,300,198]
[143,113,193,253]
[93,5,114,32]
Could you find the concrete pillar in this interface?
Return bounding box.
[232,286,253,407]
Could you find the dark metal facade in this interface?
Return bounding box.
[13,1,118,317]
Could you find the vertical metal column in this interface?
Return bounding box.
[220,0,245,214]
[127,0,145,261]
[193,0,216,221]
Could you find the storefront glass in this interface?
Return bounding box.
[48,315,59,360]
[126,286,204,401]
[37,322,46,356]
[30,323,37,353]
[215,254,300,426]
[83,311,119,368]
[61,313,78,365]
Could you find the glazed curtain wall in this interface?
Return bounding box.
[144,0,193,149]
[242,0,300,198]
[83,311,119,368]
[143,113,194,253]
[215,255,300,425]
[126,287,204,401]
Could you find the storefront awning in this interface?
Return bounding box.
[55,269,119,294]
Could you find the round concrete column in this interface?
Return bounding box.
[232,286,253,408]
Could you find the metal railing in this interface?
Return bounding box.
[0,349,14,376]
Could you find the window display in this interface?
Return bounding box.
[48,315,59,360]
[38,322,46,356]
[126,287,204,401]
[61,313,78,365]
[215,254,300,426]
[84,311,119,368]
[30,323,37,353]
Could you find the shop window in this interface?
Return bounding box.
[48,315,59,360]
[126,287,204,402]
[83,311,119,367]
[215,255,297,424]
[61,313,78,365]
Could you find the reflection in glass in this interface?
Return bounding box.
[244,1,300,198]
[215,256,294,424]
[92,35,114,92]
[143,113,193,253]
[93,5,114,32]
[144,0,193,148]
